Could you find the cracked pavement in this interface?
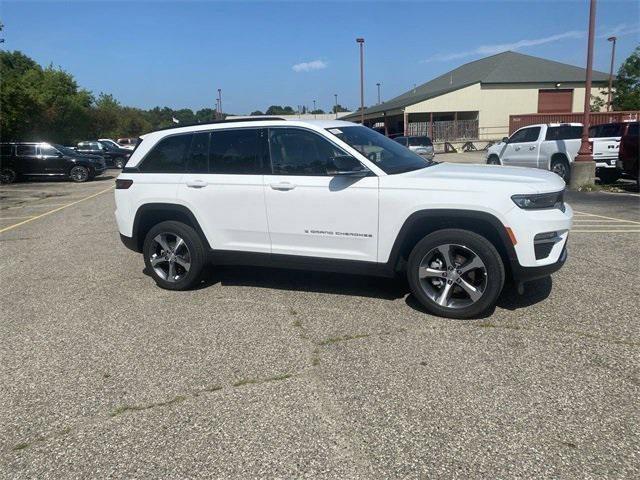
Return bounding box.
[0,179,638,478]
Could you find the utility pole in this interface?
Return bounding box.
[570,0,597,189]
[607,36,617,112]
[356,38,365,125]
[217,89,222,118]
[313,99,316,118]
[334,94,338,119]
[376,82,381,104]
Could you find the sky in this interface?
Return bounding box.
[2,0,638,114]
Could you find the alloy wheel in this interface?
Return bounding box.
[149,233,191,283]
[417,243,487,309]
[551,162,568,180]
[0,169,16,184]
[70,166,89,182]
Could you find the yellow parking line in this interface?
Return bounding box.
[0,186,114,234]
[573,211,640,225]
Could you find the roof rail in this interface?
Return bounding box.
[153,116,287,132]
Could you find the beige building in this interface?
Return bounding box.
[344,51,610,141]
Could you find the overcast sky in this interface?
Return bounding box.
[2,0,638,114]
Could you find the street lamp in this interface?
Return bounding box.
[334,94,338,119]
[570,0,597,189]
[376,82,381,104]
[313,99,316,118]
[356,37,365,124]
[218,89,222,118]
[607,36,617,112]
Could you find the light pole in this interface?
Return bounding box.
[218,89,222,118]
[334,94,338,119]
[356,37,365,124]
[607,36,617,112]
[570,0,597,189]
[376,82,381,104]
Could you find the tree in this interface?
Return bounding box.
[590,94,606,112]
[265,105,296,115]
[613,46,640,111]
[310,109,325,114]
[332,104,349,114]
[250,110,263,116]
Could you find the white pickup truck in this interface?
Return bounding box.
[487,123,619,183]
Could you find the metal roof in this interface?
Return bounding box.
[345,51,610,119]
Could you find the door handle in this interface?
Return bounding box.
[529,146,536,150]
[514,146,521,151]
[186,179,207,188]
[270,182,295,191]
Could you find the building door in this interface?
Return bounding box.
[538,89,573,113]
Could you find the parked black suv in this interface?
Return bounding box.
[76,141,131,169]
[0,142,106,184]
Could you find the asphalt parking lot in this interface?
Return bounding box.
[1,170,639,478]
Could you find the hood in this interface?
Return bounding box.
[396,162,566,194]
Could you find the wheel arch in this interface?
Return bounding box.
[131,203,211,253]
[387,209,518,280]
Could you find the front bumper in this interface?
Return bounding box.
[511,246,567,283]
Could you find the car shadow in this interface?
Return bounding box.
[145,264,553,318]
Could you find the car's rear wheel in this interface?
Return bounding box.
[0,168,17,184]
[550,157,570,182]
[69,165,90,183]
[487,155,501,165]
[598,169,619,184]
[143,221,207,290]
[407,229,505,319]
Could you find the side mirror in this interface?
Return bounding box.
[328,155,368,176]
[502,137,510,144]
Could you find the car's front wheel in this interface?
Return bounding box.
[143,221,207,290]
[407,229,505,319]
[115,158,125,169]
[69,165,90,183]
[0,168,17,184]
[487,155,501,165]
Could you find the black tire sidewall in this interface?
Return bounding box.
[116,158,124,169]
[487,155,500,165]
[407,229,505,319]
[551,158,570,182]
[143,220,207,290]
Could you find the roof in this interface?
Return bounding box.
[345,51,610,119]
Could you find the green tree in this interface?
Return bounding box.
[332,104,349,113]
[250,110,263,116]
[310,109,325,114]
[613,46,640,111]
[590,94,606,112]
[265,105,295,115]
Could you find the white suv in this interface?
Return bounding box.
[115,118,572,319]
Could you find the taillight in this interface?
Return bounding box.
[115,178,133,189]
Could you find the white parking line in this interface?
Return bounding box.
[0,216,35,220]
[572,230,640,233]
[573,211,640,225]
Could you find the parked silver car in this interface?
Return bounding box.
[393,135,435,160]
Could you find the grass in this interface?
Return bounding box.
[317,333,370,346]
[233,373,293,387]
[110,395,187,418]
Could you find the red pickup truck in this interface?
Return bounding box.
[617,122,639,184]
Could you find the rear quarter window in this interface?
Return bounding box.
[139,134,191,173]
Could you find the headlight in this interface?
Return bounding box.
[511,191,565,211]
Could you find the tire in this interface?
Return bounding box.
[407,229,505,319]
[550,157,570,182]
[0,168,17,184]
[598,169,619,184]
[143,220,207,291]
[487,155,501,165]
[69,165,90,183]
[115,158,125,169]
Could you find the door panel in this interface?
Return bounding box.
[264,175,379,261]
[264,127,379,261]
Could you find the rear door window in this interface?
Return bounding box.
[139,134,191,173]
[209,128,266,175]
[187,132,209,173]
[16,145,36,156]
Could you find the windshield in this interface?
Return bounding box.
[99,141,118,151]
[327,126,434,174]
